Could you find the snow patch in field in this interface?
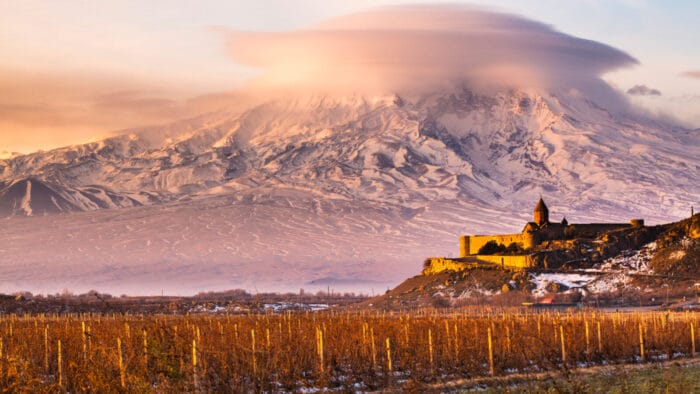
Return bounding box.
[531,273,597,297]
[264,303,329,312]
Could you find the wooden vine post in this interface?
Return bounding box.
[487,327,494,377]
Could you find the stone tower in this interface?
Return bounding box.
[534,197,549,226]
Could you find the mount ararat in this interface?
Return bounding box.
[0,88,698,295]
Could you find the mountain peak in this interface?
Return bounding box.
[0,87,696,223]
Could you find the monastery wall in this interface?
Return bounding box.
[475,254,535,269]
[566,223,630,238]
[422,254,535,275]
[464,234,534,256]
[422,257,481,275]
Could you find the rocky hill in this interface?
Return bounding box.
[377,214,700,309]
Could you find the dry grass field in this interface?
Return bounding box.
[0,308,697,391]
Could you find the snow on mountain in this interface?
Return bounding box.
[0,88,697,295]
[0,177,147,217]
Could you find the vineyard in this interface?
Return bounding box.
[0,309,697,391]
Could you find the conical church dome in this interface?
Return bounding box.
[534,197,547,212]
[534,197,549,225]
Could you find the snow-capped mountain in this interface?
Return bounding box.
[3,89,696,218]
[0,88,697,295]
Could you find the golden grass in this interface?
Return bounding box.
[0,308,696,391]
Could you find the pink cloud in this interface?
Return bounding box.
[680,70,700,79]
[228,5,638,99]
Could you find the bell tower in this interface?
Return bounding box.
[534,197,549,226]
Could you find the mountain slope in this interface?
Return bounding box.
[0,88,697,295]
[0,178,146,216]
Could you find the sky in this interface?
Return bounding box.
[1,0,699,154]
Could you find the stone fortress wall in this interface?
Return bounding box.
[564,223,636,238]
[474,254,535,268]
[423,254,535,275]
[424,197,645,274]
[460,234,536,256]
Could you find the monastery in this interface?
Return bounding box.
[424,198,644,274]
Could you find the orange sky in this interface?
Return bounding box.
[1,1,699,154]
[0,68,234,152]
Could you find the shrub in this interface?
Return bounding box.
[478,240,506,255]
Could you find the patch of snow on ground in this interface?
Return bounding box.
[264,303,329,312]
[531,273,597,297]
[586,272,630,293]
[531,242,659,297]
[457,286,497,298]
[598,242,656,273]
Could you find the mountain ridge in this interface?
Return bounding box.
[1,88,695,221]
[0,88,697,295]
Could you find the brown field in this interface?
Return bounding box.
[0,309,697,392]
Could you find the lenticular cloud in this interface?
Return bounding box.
[228,5,638,97]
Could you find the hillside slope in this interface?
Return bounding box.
[379,214,700,309]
